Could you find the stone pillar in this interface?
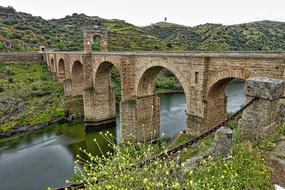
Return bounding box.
[205,96,227,128]
[85,87,116,127]
[83,31,92,54]
[186,95,227,136]
[63,78,72,97]
[185,114,203,136]
[238,77,285,140]
[210,127,233,157]
[83,86,96,121]
[120,99,137,141]
[120,95,160,142]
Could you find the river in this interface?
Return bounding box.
[0,81,245,190]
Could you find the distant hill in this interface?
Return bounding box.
[143,21,285,51]
[0,5,284,52]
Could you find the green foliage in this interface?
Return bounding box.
[2,6,284,52]
[257,123,285,151]
[111,67,121,102]
[0,61,64,132]
[144,21,285,51]
[188,142,272,189]
[72,131,273,190]
[92,42,101,51]
[55,42,65,50]
[156,77,176,89]
[0,85,4,93]
[0,43,5,50]
[72,132,184,190]
[225,112,241,129]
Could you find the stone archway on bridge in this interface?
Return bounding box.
[83,26,108,54]
[205,69,257,128]
[58,58,65,79]
[84,61,121,125]
[134,65,188,141]
[71,60,84,96]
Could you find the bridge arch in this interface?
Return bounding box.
[71,60,84,96]
[207,69,257,93]
[135,65,188,138]
[136,64,189,105]
[58,58,65,79]
[205,69,258,128]
[93,61,122,87]
[88,61,121,124]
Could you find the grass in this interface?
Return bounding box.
[69,130,273,190]
[256,123,285,151]
[0,61,64,132]
[68,116,285,189]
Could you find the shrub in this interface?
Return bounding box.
[70,132,273,190]
[40,75,49,81]
[0,43,5,50]
[72,133,183,190]
[188,142,272,189]
[8,78,13,83]
[0,86,4,93]
[92,42,101,51]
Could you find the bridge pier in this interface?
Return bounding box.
[63,78,72,96]
[185,113,203,135]
[204,95,227,129]
[120,94,160,142]
[83,85,116,128]
[186,94,228,136]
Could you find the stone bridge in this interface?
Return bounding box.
[43,26,285,142]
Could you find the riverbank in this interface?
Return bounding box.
[0,115,73,137]
[0,61,65,133]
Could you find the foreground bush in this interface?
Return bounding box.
[72,131,273,190]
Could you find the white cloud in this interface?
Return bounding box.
[1,0,284,26]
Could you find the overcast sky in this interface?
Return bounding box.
[1,0,285,26]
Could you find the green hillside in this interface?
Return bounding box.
[0,6,180,52]
[0,6,285,52]
[143,21,285,51]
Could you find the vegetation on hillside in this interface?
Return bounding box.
[143,21,285,51]
[0,6,180,52]
[0,6,284,52]
[0,61,64,132]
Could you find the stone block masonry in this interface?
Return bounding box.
[44,27,285,142]
[45,50,285,142]
[238,77,285,140]
[0,53,43,62]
